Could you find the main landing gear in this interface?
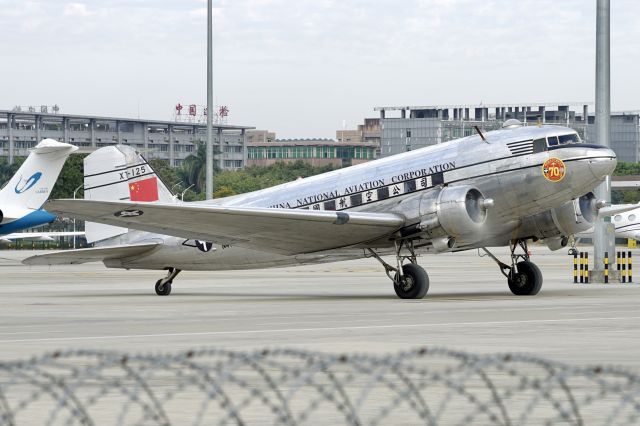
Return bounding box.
[155,268,181,296]
[481,239,543,296]
[367,240,430,299]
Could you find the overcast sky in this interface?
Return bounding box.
[2,0,639,138]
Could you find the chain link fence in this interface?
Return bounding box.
[1,347,639,425]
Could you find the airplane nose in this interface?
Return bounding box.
[588,147,617,179]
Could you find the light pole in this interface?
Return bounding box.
[593,0,614,279]
[73,184,83,249]
[171,182,182,201]
[205,0,214,200]
[181,184,195,202]
[171,182,182,193]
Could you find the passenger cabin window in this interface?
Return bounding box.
[614,215,622,222]
[533,138,547,153]
[547,136,559,146]
[558,134,580,144]
[629,214,637,222]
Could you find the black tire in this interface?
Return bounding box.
[508,261,542,296]
[155,279,172,296]
[394,263,429,299]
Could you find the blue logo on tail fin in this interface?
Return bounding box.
[14,172,42,194]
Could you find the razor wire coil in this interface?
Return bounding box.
[0,347,639,425]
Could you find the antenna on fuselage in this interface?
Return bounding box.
[474,126,487,143]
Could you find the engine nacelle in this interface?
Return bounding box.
[545,236,569,251]
[395,186,492,249]
[526,193,597,249]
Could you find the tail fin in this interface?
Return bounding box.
[0,139,78,211]
[83,145,177,243]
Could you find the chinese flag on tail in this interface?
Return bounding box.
[129,177,159,202]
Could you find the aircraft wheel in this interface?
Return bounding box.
[508,261,542,296]
[155,279,172,296]
[394,263,429,299]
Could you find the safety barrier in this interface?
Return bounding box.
[573,251,633,283]
[1,348,640,425]
[616,251,633,283]
[574,251,589,283]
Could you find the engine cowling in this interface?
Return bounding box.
[395,185,492,250]
[527,192,598,250]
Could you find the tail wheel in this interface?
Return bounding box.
[394,263,429,299]
[508,261,542,296]
[155,280,172,296]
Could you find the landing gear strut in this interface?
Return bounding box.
[155,268,181,296]
[481,239,542,296]
[567,236,579,256]
[367,240,430,299]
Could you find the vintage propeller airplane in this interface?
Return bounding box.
[24,120,617,298]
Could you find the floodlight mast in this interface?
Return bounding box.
[206,0,214,200]
[593,0,614,276]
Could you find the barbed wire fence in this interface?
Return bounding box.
[0,347,639,425]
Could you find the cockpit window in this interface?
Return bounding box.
[558,134,581,144]
[533,138,547,153]
[547,136,559,146]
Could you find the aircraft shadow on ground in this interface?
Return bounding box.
[59,288,602,302]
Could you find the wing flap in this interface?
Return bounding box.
[22,242,160,265]
[44,200,406,254]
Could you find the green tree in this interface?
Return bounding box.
[210,161,339,198]
[176,142,220,193]
[213,186,236,198]
[614,162,640,176]
[0,158,24,188]
[50,154,87,199]
[148,158,179,191]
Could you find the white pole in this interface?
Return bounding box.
[206,0,214,200]
[73,184,83,249]
[593,0,614,275]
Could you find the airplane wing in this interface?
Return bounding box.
[598,203,640,218]
[44,200,406,255]
[23,242,161,265]
[0,231,85,243]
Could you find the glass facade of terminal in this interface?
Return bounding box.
[248,145,376,160]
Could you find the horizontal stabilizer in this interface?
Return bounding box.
[1,231,85,243]
[44,199,406,254]
[22,242,160,266]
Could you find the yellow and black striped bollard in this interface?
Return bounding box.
[573,252,578,283]
[629,251,633,283]
[617,251,621,280]
[579,252,584,283]
[584,252,589,284]
[604,251,609,284]
[622,252,627,283]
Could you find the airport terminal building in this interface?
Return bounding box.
[372,103,640,163]
[0,108,254,170]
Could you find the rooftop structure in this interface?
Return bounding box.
[373,102,640,162]
[0,109,254,170]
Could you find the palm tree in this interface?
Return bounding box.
[177,141,220,193]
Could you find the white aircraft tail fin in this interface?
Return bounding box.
[0,139,77,211]
[83,145,177,244]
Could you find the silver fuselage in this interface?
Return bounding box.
[107,125,616,271]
